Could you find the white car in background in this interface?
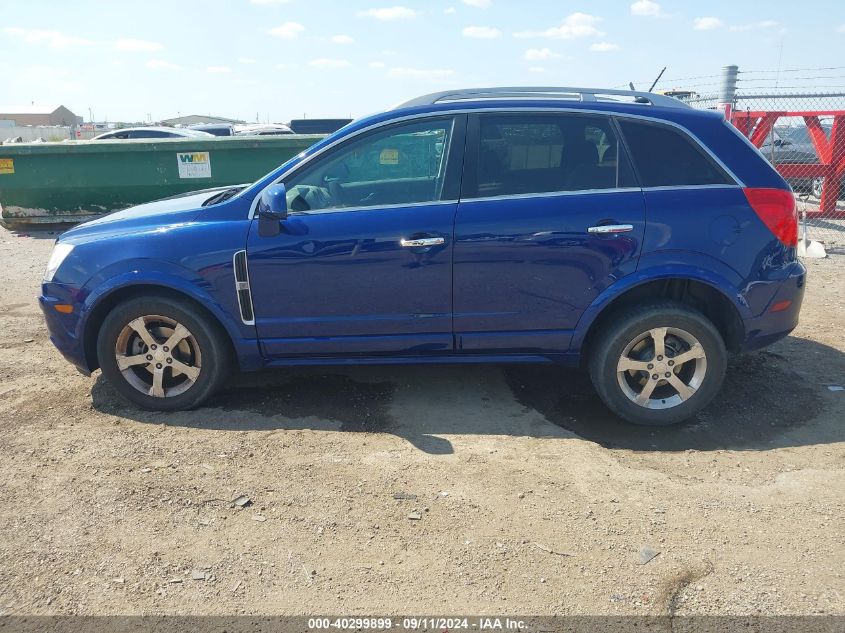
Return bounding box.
[233,123,294,136]
[91,127,215,140]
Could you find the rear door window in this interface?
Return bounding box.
[469,113,634,198]
[617,119,734,187]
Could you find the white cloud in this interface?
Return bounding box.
[3,27,170,53]
[444,7,456,14]
[514,13,604,39]
[146,59,181,70]
[524,47,560,61]
[358,6,417,20]
[838,24,845,33]
[590,41,619,52]
[238,57,257,64]
[309,58,352,69]
[630,0,663,17]
[730,20,779,31]
[528,66,546,74]
[206,66,232,73]
[462,26,501,39]
[369,61,386,68]
[268,22,305,38]
[3,27,93,49]
[388,67,456,80]
[331,34,355,44]
[250,0,292,4]
[694,17,724,30]
[114,38,163,52]
[462,0,491,7]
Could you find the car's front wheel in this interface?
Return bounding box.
[97,296,230,411]
[589,301,727,426]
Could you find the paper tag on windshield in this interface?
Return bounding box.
[379,149,399,165]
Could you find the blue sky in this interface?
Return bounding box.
[1,0,844,123]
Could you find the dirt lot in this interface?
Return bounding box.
[0,224,842,617]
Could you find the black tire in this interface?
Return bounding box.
[97,296,230,411]
[588,301,727,426]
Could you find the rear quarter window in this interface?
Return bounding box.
[618,119,734,187]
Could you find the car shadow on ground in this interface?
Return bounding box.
[5,227,67,240]
[91,335,844,455]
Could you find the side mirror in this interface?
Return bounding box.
[257,184,288,237]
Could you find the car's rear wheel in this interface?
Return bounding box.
[97,297,230,410]
[588,301,727,426]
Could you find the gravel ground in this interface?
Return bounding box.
[0,224,842,616]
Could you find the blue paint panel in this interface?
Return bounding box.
[453,190,645,353]
[639,186,798,317]
[245,204,457,357]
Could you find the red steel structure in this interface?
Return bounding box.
[731,110,845,216]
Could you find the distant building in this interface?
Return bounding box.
[0,105,82,126]
[160,114,245,126]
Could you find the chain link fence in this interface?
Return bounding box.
[680,69,845,253]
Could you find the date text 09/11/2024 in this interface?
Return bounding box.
[307,617,528,630]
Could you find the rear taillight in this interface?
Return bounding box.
[743,187,798,248]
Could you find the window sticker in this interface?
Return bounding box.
[379,149,399,165]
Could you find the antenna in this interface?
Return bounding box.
[648,67,667,92]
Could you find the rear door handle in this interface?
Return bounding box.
[587,224,634,234]
[400,237,445,247]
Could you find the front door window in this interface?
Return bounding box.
[283,118,455,213]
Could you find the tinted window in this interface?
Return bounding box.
[618,120,733,187]
[472,114,632,198]
[284,117,454,212]
[130,130,177,138]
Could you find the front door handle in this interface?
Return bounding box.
[400,237,445,247]
[587,224,634,234]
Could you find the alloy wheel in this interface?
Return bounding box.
[616,326,707,409]
[114,315,202,398]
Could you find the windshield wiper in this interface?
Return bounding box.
[203,186,246,207]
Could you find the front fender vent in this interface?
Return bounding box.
[233,250,255,325]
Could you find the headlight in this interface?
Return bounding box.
[44,243,74,282]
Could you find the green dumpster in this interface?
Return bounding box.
[0,135,323,227]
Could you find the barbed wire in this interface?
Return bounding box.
[742,66,845,74]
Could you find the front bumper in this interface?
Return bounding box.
[39,283,91,375]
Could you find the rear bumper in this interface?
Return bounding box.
[741,260,806,352]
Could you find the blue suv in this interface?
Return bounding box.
[40,87,805,425]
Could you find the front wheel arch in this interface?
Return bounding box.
[83,285,236,373]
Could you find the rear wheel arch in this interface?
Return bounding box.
[83,284,236,372]
[579,277,745,363]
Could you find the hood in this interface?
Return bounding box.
[59,186,242,243]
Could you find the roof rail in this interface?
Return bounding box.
[395,86,689,110]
